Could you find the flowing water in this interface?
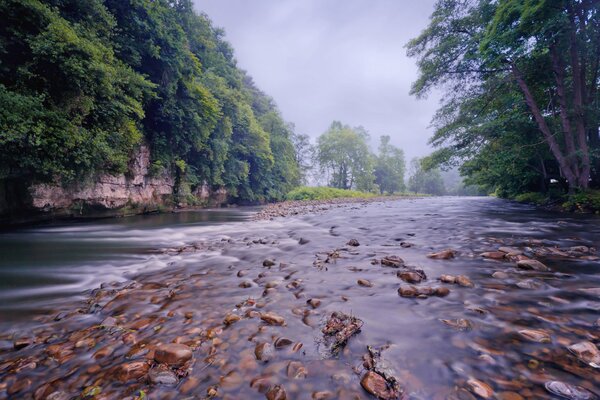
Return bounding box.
[0,197,599,399]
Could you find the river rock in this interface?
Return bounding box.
[274,337,293,349]
[398,270,426,283]
[116,361,149,382]
[360,371,400,400]
[347,239,360,246]
[516,259,549,271]
[481,251,506,260]
[154,343,192,366]
[567,341,600,368]
[286,360,308,379]
[223,313,241,326]
[440,319,473,331]
[13,337,32,350]
[255,342,274,362]
[427,249,455,259]
[518,329,551,343]
[499,247,523,256]
[381,255,404,267]
[439,274,456,283]
[492,271,509,279]
[307,298,322,308]
[544,381,597,400]
[466,378,494,399]
[148,369,178,385]
[322,311,363,354]
[260,312,286,326]
[266,384,287,400]
[358,278,373,287]
[456,275,474,287]
[263,259,276,267]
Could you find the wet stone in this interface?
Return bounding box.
[544,381,597,400]
[255,342,274,362]
[518,329,551,343]
[274,337,293,349]
[360,371,401,400]
[154,343,192,366]
[466,378,494,399]
[516,259,549,271]
[398,270,426,283]
[440,319,473,331]
[223,313,241,326]
[117,361,149,382]
[481,251,506,260]
[263,259,276,267]
[13,337,32,350]
[347,239,360,246]
[381,255,404,267]
[148,368,178,385]
[260,312,286,326]
[307,298,322,308]
[492,271,509,279]
[286,360,308,379]
[427,249,456,259]
[266,384,287,400]
[358,278,373,287]
[567,341,600,368]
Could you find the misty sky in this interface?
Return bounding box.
[194,0,439,162]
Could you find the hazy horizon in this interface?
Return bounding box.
[194,0,439,162]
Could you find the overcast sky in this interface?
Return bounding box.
[194,0,439,162]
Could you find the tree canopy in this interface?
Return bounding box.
[0,0,300,203]
[408,0,600,195]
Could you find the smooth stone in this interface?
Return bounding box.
[260,312,286,326]
[499,247,523,255]
[286,361,308,379]
[307,298,321,308]
[481,251,506,260]
[347,239,360,246]
[360,371,398,400]
[467,378,494,399]
[456,275,474,287]
[398,271,424,283]
[427,249,456,259]
[492,271,509,279]
[381,255,404,267]
[254,342,274,362]
[440,319,473,331]
[567,341,600,368]
[154,343,192,366]
[148,369,178,385]
[516,259,549,271]
[116,361,149,382]
[223,313,241,326]
[358,279,373,287]
[518,329,551,343]
[266,384,287,400]
[544,381,597,400]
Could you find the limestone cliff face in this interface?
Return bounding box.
[1,146,228,223]
[28,146,174,213]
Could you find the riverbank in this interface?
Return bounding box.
[0,197,599,399]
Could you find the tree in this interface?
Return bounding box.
[316,121,375,191]
[407,0,600,192]
[408,158,445,195]
[374,135,406,194]
[291,132,314,185]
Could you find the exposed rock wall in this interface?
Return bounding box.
[0,146,229,224]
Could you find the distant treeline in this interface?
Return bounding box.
[0,0,300,203]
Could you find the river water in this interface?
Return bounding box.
[0,197,599,399]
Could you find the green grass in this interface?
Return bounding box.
[514,192,548,205]
[285,186,376,201]
[562,190,600,213]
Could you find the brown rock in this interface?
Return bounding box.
[154,343,192,366]
[116,361,149,382]
[492,271,509,279]
[255,342,274,362]
[518,329,551,343]
[567,341,600,367]
[286,361,308,379]
[148,369,178,385]
[544,380,597,400]
[516,259,549,271]
[274,337,293,349]
[434,287,451,297]
[360,371,399,400]
[13,337,32,350]
[307,298,321,308]
[347,239,360,246]
[223,313,241,326]
[263,259,276,267]
[398,270,425,283]
[381,255,404,267]
[260,312,286,326]
[358,278,373,287]
[456,275,474,287]
[266,384,287,400]
[427,249,456,259]
[440,319,473,331]
[312,391,335,400]
[439,274,456,283]
[481,251,506,260]
[466,378,494,399]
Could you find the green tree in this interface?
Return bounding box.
[374,135,406,194]
[408,0,600,192]
[408,158,445,195]
[316,122,375,191]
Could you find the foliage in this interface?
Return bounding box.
[0,0,300,203]
[408,0,600,194]
[514,192,549,205]
[407,158,445,195]
[562,190,600,213]
[285,186,375,201]
[315,121,376,192]
[374,135,406,194]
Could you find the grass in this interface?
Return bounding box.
[285,186,376,201]
[514,189,600,213]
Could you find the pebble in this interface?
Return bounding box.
[153,343,192,366]
[266,384,287,400]
[286,361,308,379]
[544,380,597,400]
[567,341,600,368]
[358,278,373,287]
[307,298,321,308]
[116,361,149,382]
[263,259,276,267]
[381,255,404,267]
[481,251,506,260]
[255,342,274,362]
[516,259,549,271]
[466,378,494,399]
[360,371,399,400]
[518,329,551,343]
[223,313,241,326]
[492,271,509,279]
[260,312,286,326]
[427,249,456,259]
[148,369,178,385]
[347,239,360,246]
[398,270,426,283]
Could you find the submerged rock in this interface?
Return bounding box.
[397,269,426,284]
[440,319,473,331]
[347,239,360,246]
[466,378,494,399]
[266,384,287,400]
[427,249,456,259]
[154,343,192,366]
[567,341,600,368]
[544,381,597,400]
[518,329,551,343]
[358,278,373,287]
[260,312,286,326]
[361,371,401,400]
[254,342,273,362]
[322,311,364,354]
[516,259,549,271]
[381,256,404,268]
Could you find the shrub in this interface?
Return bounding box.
[285,186,375,201]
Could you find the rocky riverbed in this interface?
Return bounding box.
[0,197,599,399]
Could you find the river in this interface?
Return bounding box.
[0,197,599,399]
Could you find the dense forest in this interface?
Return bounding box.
[408,0,600,202]
[0,0,300,205]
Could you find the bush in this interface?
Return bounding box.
[285,186,375,201]
[514,192,548,205]
[562,190,600,213]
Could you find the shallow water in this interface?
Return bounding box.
[1,197,599,399]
